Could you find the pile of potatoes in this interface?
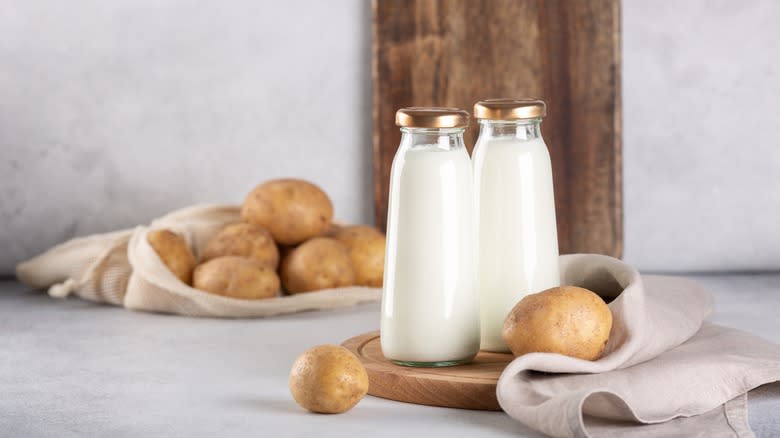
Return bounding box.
[147,178,386,299]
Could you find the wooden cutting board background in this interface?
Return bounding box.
[372,0,623,257]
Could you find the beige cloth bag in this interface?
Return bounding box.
[15,204,381,317]
[498,254,780,437]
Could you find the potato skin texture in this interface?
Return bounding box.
[289,345,368,414]
[502,286,613,361]
[147,229,197,285]
[193,256,280,299]
[321,222,343,238]
[277,244,297,261]
[241,179,333,245]
[201,222,279,269]
[280,237,355,293]
[333,225,386,287]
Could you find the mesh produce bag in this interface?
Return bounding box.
[15,204,381,317]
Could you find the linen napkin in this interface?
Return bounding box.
[497,254,780,437]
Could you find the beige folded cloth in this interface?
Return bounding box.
[497,254,780,437]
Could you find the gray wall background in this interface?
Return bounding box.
[623,0,780,272]
[1,0,778,275]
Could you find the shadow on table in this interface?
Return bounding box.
[749,381,780,436]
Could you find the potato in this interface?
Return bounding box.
[289,344,368,414]
[502,286,613,361]
[278,244,297,260]
[322,222,343,238]
[333,225,386,287]
[147,229,197,285]
[241,179,333,245]
[193,256,280,300]
[280,237,355,293]
[201,223,279,269]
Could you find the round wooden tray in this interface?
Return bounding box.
[342,331,514,411]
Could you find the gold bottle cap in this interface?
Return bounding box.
[395,107,470,128]
[473,98,547,120]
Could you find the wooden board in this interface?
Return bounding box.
[372,0,622,257]
[342,331,513,410]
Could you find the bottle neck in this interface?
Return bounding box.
[478,119,542,141]
[399,127,466,151]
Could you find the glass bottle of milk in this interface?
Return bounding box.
[381,107,480,367]
[472,99,561,352]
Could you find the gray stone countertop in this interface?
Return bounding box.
[1,274,779,437]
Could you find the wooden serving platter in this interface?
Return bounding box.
[372,0,622,258]
[342,331,514,410]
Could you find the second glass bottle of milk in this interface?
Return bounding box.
[381,107,480,367]
[473,99,561,352]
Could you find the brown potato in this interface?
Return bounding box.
[278,244,297,260]
[289,344,368,414]
[502,286,613,361]
[241,179,333,245]
[333,225,385,287]
[147,229,197,285]
[201,223,279,269]
[193,256,280,300]
[321,222,343,238]
[280,237,355,293]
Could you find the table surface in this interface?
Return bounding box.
[2,274,779,438]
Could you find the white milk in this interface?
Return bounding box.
[473,134,560,352]
[381,144,480,365]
